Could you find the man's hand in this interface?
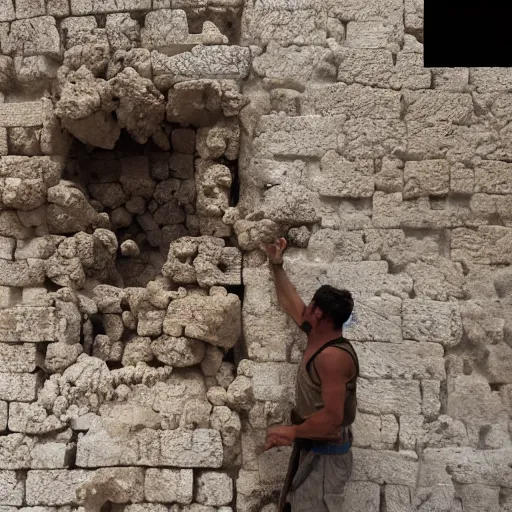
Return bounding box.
[261,237,287,265]
[263,425,296,451]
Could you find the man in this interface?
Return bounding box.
[261,237,359,512]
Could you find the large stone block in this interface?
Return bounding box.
[451,226,512,265]
[402,299,462,346]
[404,91,473,124]
[384,485,413,512]
[305,83,401,119]
[26,470,91,506]
[76,427,223,468]
[0,307,56,342]
[352,412,398,449]
[152,46,251,88]
[0,433,73,469]
[343,481,380,512]
[0,343,41,372]
[474,160,512,194]
[358,378,422,415]
[0,372,40,402]
[403,160,450,199]
[3,17,60,57]
[0,156,62,184]
[0,102,43,127]
[195,472,233,507]
[144,469,193,504]
[344,294,402,343]
[70,0,150,15]
[353,341,445,380]
[0,471,23,506]
[305,151,374,199]
[164,292,241,350]
[420,448,512,487]
[253,115,340,158]
[0,260,46,288]
[0,401,6,431]
[352,448,419,487]
[251,362,297,402]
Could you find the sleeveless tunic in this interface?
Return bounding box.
[292,337,360,438]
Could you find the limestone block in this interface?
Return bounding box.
[0,128,6,155]
[152,46,251,87]
[470,68,512,93]
[0,372,41,402]
[402,299,462,346]
[304,151,373,198]
[14,0,45,18]
[352,448,418,487]
[253,43,335,82]
[0,471,23,506]
[137,310,165,337]
[4,17,60,58]
[0,306,56,342]
[0,401,6,431]
[7,402,65,435]
[354,341,445,380]
[163,236,241,288]
[26,470,91,506]
[70,0,150,15]
[210,406,240,447]
[236,470,276,512]
[0,343,40,372]
[261,184,321,225]
[251,362,297,402]
[447,376,505,423]
[398,415,424,450]
[247,159,304,189]
[459,484,499,512]
[0,432,72,469]
[76,427,223,468]
[226,376,254,411]
[141,9,227,53]
[195,472,233,507]
[256,446,292,486]
[336,47,395,87]
[164,292,241,349]
[403,160,450,199]
[384,485,412,512]
[305,83,401,119]
[144,469,193,504]
[484,343,512,384]
[451,226,512,265]
[105,14,140,52]
[358,378,422,415]
[352,412,398,449]
[45,342,83,373]
[47,0,70,16]
[340,118,406,160]
[0,102,43,127]
[151,335,206,367]
[254,114,339,158]
[474,160,512,194]
[404,91,473,125]
[0,156,62,184]
[0,237,14,260]
[2,178,47,211]
[110,67,166,145]
[0,0,14,21]
[343,481,380,512]
[432,68,469,92]
[389,47,431,91]
[422,380,441,420]
[345,21,399,51]
[421,448,512,487]
[195,161,231,218]
[242,7,326,46]
[0,212,31,239]
[342,295,402,343]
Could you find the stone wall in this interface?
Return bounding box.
[0,0,512,511]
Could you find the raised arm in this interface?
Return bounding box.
[262,238,305,326]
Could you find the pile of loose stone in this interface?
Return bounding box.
[1,0,512,511]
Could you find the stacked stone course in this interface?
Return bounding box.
[0,0,511,511]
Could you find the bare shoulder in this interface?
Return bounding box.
[315,346,355,381]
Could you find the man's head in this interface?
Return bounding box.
[302,285,354,333]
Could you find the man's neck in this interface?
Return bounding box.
[307,328,343,346]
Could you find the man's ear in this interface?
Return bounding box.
[314,307,323,320]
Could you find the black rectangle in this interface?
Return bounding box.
[424,0,512,67]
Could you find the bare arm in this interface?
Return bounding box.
[263,238,305,326]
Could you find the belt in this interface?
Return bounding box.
[311,440,352,455]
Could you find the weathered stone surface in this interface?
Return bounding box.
[26,470,91,506]
[151,335,205,367]
[144,469,193,504]
[3,17,60,58]
[358,379,422,415]
[451,226,512,265]
[0,471,23,505]
[343,481,380,512]
[352,412,398,450]
[0,372,40,402]
[354,341,445,380]
[195,472,233,506]
[0,306,56,342]
[76,427,223,468]
[152,46,251,88]
[0,343,40,372]
[402,299,462,346]
[0,102,43,127]
[403,160,450,199]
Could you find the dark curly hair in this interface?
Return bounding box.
[312,285,354,330]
